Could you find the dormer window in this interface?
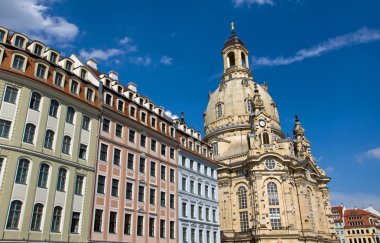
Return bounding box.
[117,100,124,112]
[216,103,223,118]
[139,99,143,105]
[86,88,94,102]
[105,94,112,106]
[105,79,111,87]
[65,61,72,72]
[50,53,58,63]
[80,69,87,80]
[0,30,5,42]
[14,36,25,49]
[36,64,47,79]
[117,86,122,93]
[12,55,26,71]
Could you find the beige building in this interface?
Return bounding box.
[203,24,337,243]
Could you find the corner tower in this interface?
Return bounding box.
[203,24,337,243]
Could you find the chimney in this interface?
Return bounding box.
[109,70,119,81]
[87,58,97,70]
[127,82,137,92]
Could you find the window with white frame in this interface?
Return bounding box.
[14,36,25,48]
[86,88,94,102]
[239,211,249,232]
[54,72,64,87]
[267,182,279,205]
[269,208,281,230]
[34,44,43,56]
[70,80,79,94]
[12,54,26,71]
[65,61,73,72]
[237,186,248,209]
[50,52,58,63]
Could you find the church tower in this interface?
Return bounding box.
[204,24,337,243]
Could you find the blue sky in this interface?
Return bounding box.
[1,0,379,208]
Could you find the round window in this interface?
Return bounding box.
[265,159,276,170]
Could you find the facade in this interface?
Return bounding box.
[333,205,347,243]
[175,114,221,243]
[203,24,337,243]
[343,208,380,243]
[0,27,100,242]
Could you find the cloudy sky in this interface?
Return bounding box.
[0,0,379,209]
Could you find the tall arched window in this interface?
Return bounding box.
[49,99,59,117]
[15,158,29,184]
[247,99,254,113]
[216,104,223,118]
[237,186,248,209]
[56,168,67,191]
[30,203,44,231]
[241,52,246,67]
[262,132,270,145]
[29,92,41,110]
[37,163,50,188]
[66,106,75,124]
[227,52,235,67]
[61,136,71,154]
[23,123,36,144]
[51,206,62,232]
[267,182,279,205]
[44,130,55,149]
[6,200,23,229]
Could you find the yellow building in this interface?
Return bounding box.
[203,24,337,243]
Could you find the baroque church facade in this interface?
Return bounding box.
[203,25,338,243]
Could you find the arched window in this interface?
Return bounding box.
[36,64,47,79]
[30,203,44,231]
[241,52,246,67]
[29,92,41,110]
[105,93,112,106]
[247,99,254,113]
[54,72,64,87]
[15,158,29,184]
[56,168,67,191]
[66,106,75,124]
[262,132,270,145]
[12,55,25,71]
[37,163,50,188]
[216,104,223,118]
[212,142,218,156]
[49,99,59,117]
[61,136,71,154]
[227,52,235,67]
[267,182,279,205]
[105,79,111,87]
[117,100,124,111]
[6,200,23,229]
[51,206,62,232]
[237,186,248,209]
[23,123,36,144]
[44,130,55,149]
[14,36,25,48]
[34,44,43,56]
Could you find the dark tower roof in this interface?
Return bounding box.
[224,22,245,48]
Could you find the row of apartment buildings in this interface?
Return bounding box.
[332,205,380,243]
[0,26,220,243]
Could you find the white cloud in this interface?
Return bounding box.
[233,0,274,7]
[253,27,380,67]
[160,55,173,65]
[325,166,335,173]
[128,56,152,66]
[118,36,138,53]
[331,192,380,209]
[356,147,380,162]
[0,0,79,44]
[79,48,124,61]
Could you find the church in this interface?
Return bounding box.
[203,24,338,243]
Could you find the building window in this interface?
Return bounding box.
[149,218,155,237]
[102,118,110,132]
[269,208,281,230]
[0,119,11,138]
[70,80,79,94]
[212,187,216,199]
[12,55,25,71]
[213,209,217,222]
[161,144,166,156]
[23,123,36,144]
[191,204,195,218]
[151,117,156,128]
[182,178,187,191]
[61,136,71,154]
[149,188,156,204]
[265,159,276,170]
[124,214,131,235]
[86,88,94,102]
[65,61,72,71]
[267,182,279,205]
[50,53,58,63]
[117,100,124,112]
[199,229,203,243]
[29,92,41,110]
[15,158,29,184]
[113,148,121,165]
[36,64,47,79]
[191,229,195,242]
[160,191,166,207]
[30,203,44,231]
[49,99,59,117]
[51,206,63,232]
[78,144,87,160]
[182,157,186,168]
[100,144,108,161]
[80,69,87,79]
[170,194,175,209]
[54,72,63,87]
[138,185,145,202]
[0,30,5,42]
[198,183,202,196]
[182,202,187,217]
[127,153,134,170]
[190,180,194,193]
[109,212,117,233]
[169,148,175,159]
[129,129,135,143]
[6,200,22,229]
[137,216,144,236]
[160,219,166,238]
[169,168,175,183]
[56,168,67,191]
[115,123,122,137]
[151,139,157,151]
[97,175,105,194]
[161,165,166,180]
[240,211,249,232]
[139,157,145,173]
[126,182,133,200]
[140,134,146,147]
[4,86,18,104]
[141,112,147,123]
[66,106,75,124]
[111,179,119,197]
[94,209,103,232]
[212,142,218,155]
[262,132,270,144]
[14,36,25,48]
[74,175,84,195]
[37,163,49,188]
[105,93,112,106]
[238,186,248,209]
[70,212,80,233]
[150,161,156,177]
[216,103,223,118]
[44,130,55,149]
[170,221,175,239]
